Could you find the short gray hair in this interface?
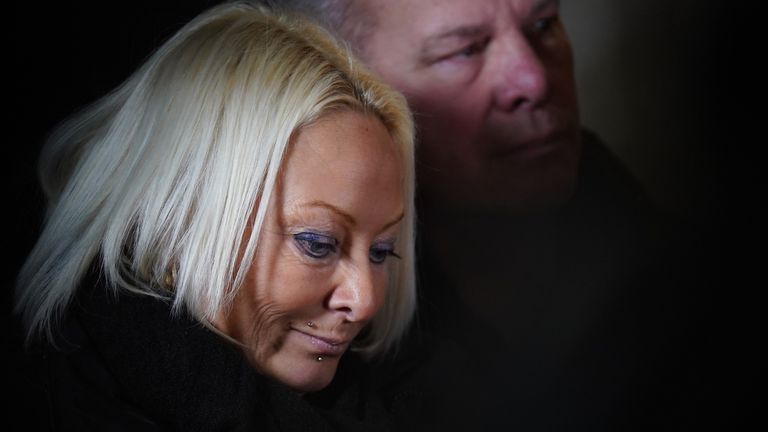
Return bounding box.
[259,0,376,53]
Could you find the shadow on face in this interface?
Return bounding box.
[362,0,582,213]
[214,111,405,393]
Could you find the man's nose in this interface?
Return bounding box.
[491,32,548,111]
[326,261,381,323]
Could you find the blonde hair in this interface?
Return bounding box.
[16,1,415,358]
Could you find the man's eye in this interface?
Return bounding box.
[533,15,559,34]
[294,232,337,259]
[369,243,400,264]
[454,37,490,59]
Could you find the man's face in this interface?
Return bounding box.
[362,0,581,213]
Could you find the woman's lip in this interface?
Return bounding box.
[291,329,351,356]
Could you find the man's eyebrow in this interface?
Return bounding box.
[302,201,356,225]
[532,0,559,15]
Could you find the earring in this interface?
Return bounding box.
[163,266,178,289]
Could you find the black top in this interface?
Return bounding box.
[375,130,709,431]
[24,270,392,431]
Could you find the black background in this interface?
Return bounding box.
[9,1,753,428]
[10,2,222,428]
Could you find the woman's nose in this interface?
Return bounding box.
[326,260,382,323]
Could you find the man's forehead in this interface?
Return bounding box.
[369,0,557,38]
[370,0,493,33]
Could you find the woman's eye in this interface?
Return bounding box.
[369,243,400,264]
[294,232,337,259]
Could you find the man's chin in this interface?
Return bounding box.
[498,184,575,215]
[419,184,574,221]
[479,142,581,214]
[478,178,576,215]
[420,160,579,217]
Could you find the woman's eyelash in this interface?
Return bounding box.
[293,232,338,259]
[293,232,399,264]
[369,243,400,264]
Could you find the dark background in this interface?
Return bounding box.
[564,0,722,236]
[10,0,751,428]
[10,2,223,427]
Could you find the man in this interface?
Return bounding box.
[265,0,698,430]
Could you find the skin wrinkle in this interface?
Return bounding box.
[16,5,416,406]
[420,26,488,64]
[214,111,404,392]
[246,301,287,370]
[361,0,580,214]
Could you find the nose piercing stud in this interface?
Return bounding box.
[306,321,315,328]
[316,356,324,362]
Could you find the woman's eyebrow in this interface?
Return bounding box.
[381,212,405,231]
[301,201,356,225]
[298,202,404,232]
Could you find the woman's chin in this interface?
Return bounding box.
[266,353,341,394]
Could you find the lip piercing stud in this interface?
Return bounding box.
[316,356,324,362]
[306,321,315,328]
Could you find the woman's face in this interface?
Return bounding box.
[215,111,404,393]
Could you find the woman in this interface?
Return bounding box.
[15,2,415,429]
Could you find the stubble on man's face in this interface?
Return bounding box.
[359,0,582,215]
